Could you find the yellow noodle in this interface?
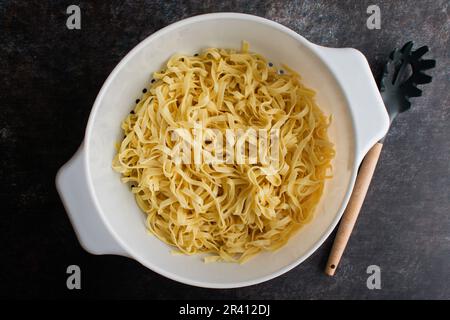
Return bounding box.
[112,43,335,263]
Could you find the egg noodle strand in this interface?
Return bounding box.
[113,43,334,263]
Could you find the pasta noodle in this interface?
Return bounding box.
[112,42,335,263]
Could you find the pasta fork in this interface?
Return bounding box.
[325,41,436,276]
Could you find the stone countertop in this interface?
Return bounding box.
[0,0,449,299]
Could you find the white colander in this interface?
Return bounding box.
[56,13,389,288]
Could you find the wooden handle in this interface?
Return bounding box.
[325,142,383,276]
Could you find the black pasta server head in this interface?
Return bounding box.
[379,41,436,124]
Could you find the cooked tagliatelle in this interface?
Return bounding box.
[112,42,335,263]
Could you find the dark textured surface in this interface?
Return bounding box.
[0,0,449,299]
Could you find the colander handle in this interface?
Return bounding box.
[56,144,129,257]
[315,47,390,164]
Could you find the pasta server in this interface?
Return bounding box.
[325,41,436,275]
